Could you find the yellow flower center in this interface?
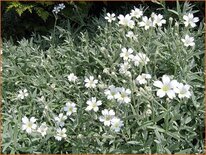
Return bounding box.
[162,85,169,91]
[92,103,97,108]
[27,122,32,128]
[121,93,126,98]
[105,115,111,121]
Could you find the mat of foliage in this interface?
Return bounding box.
[2,2,205,154]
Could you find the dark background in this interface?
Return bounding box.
[1,1,205,41]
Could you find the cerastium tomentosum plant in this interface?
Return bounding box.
[2,2,204,154]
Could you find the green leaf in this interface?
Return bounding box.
[34,7,50,22]
[127,141,140,145]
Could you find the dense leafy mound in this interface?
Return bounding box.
[2,2,204,154]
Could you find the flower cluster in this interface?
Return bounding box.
[99,109,124,132]
[22,116,48,137]
[136,73,151,85]
[153,75,191,99]
[52,3,65,14]
[19,6,199,145]
[105,8,166,30]
[104,85,131,104]
[105,8,198,48]
[118,47,150,77]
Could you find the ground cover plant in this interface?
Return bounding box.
[2,1,205,154]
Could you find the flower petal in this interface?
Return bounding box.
[153,81,163,88]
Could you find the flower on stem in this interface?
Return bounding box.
[120,47,134,61]
[99,109,115,126]
[17,89,28,100]
[174,83,192,99]
[55,128,67,141]
[67,73,78,83]
[85,97,102,112]
[22,116,37,134]
[52,3,65,14]
[152,14,166,27]
[58,3,65,10]
[115,87,131,104]
[105,13,116,23]
[119,62,131,75]
[110,117,124,132]
[132,53,150,66]
[136,73,151,85]
[104,85,119,100]
[139,16,153,30]
[181,35,195,47]
[118,14,135,29]
[52,7,60,14]
[37,122,48,137]
[130,7,143,19]
[54,113,67,127]
[126,31,138,40]
[153,75,178,99]
[183,13,199,28]
[84,76,98,88]
[64,101,77,116]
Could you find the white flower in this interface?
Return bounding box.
[175,22,179,27]
[126,31,134,38]
[104,85,119,100]
[151,12,156,18]
[103,68,110,74]
[138,53,150,64]
[53,3,65,14]
[181,35,195,47]
[58,3,65,10]
[169,17,173,22]
[153,75,178,99]
[85,97,102,112]
[174,83,191,99]
[52,6,60,14]
[127,20,135,29]
[64,101,77,116]
[130,7,143,19]
[115,87,131,104]
[119,62,131,75]
[84,76,98,88]
[50,83,56,89]
[139,16,153,30]
[132,53,150,66]
[145,109,152,116]
[153,14,166,27]
[67,73,78,83]
[17,89,28,100]
[105,13,116,23]
[22,116,37,134]
[55,128,67,141]
[54,113,67,127]
[110,117,124,132]
[118,14,135,28]
[126,31,137,40]
[183,13,199,28]
[99,109,115,126]
[136,73,151,84]
[120,48,134,61]
[37,122,48,137]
